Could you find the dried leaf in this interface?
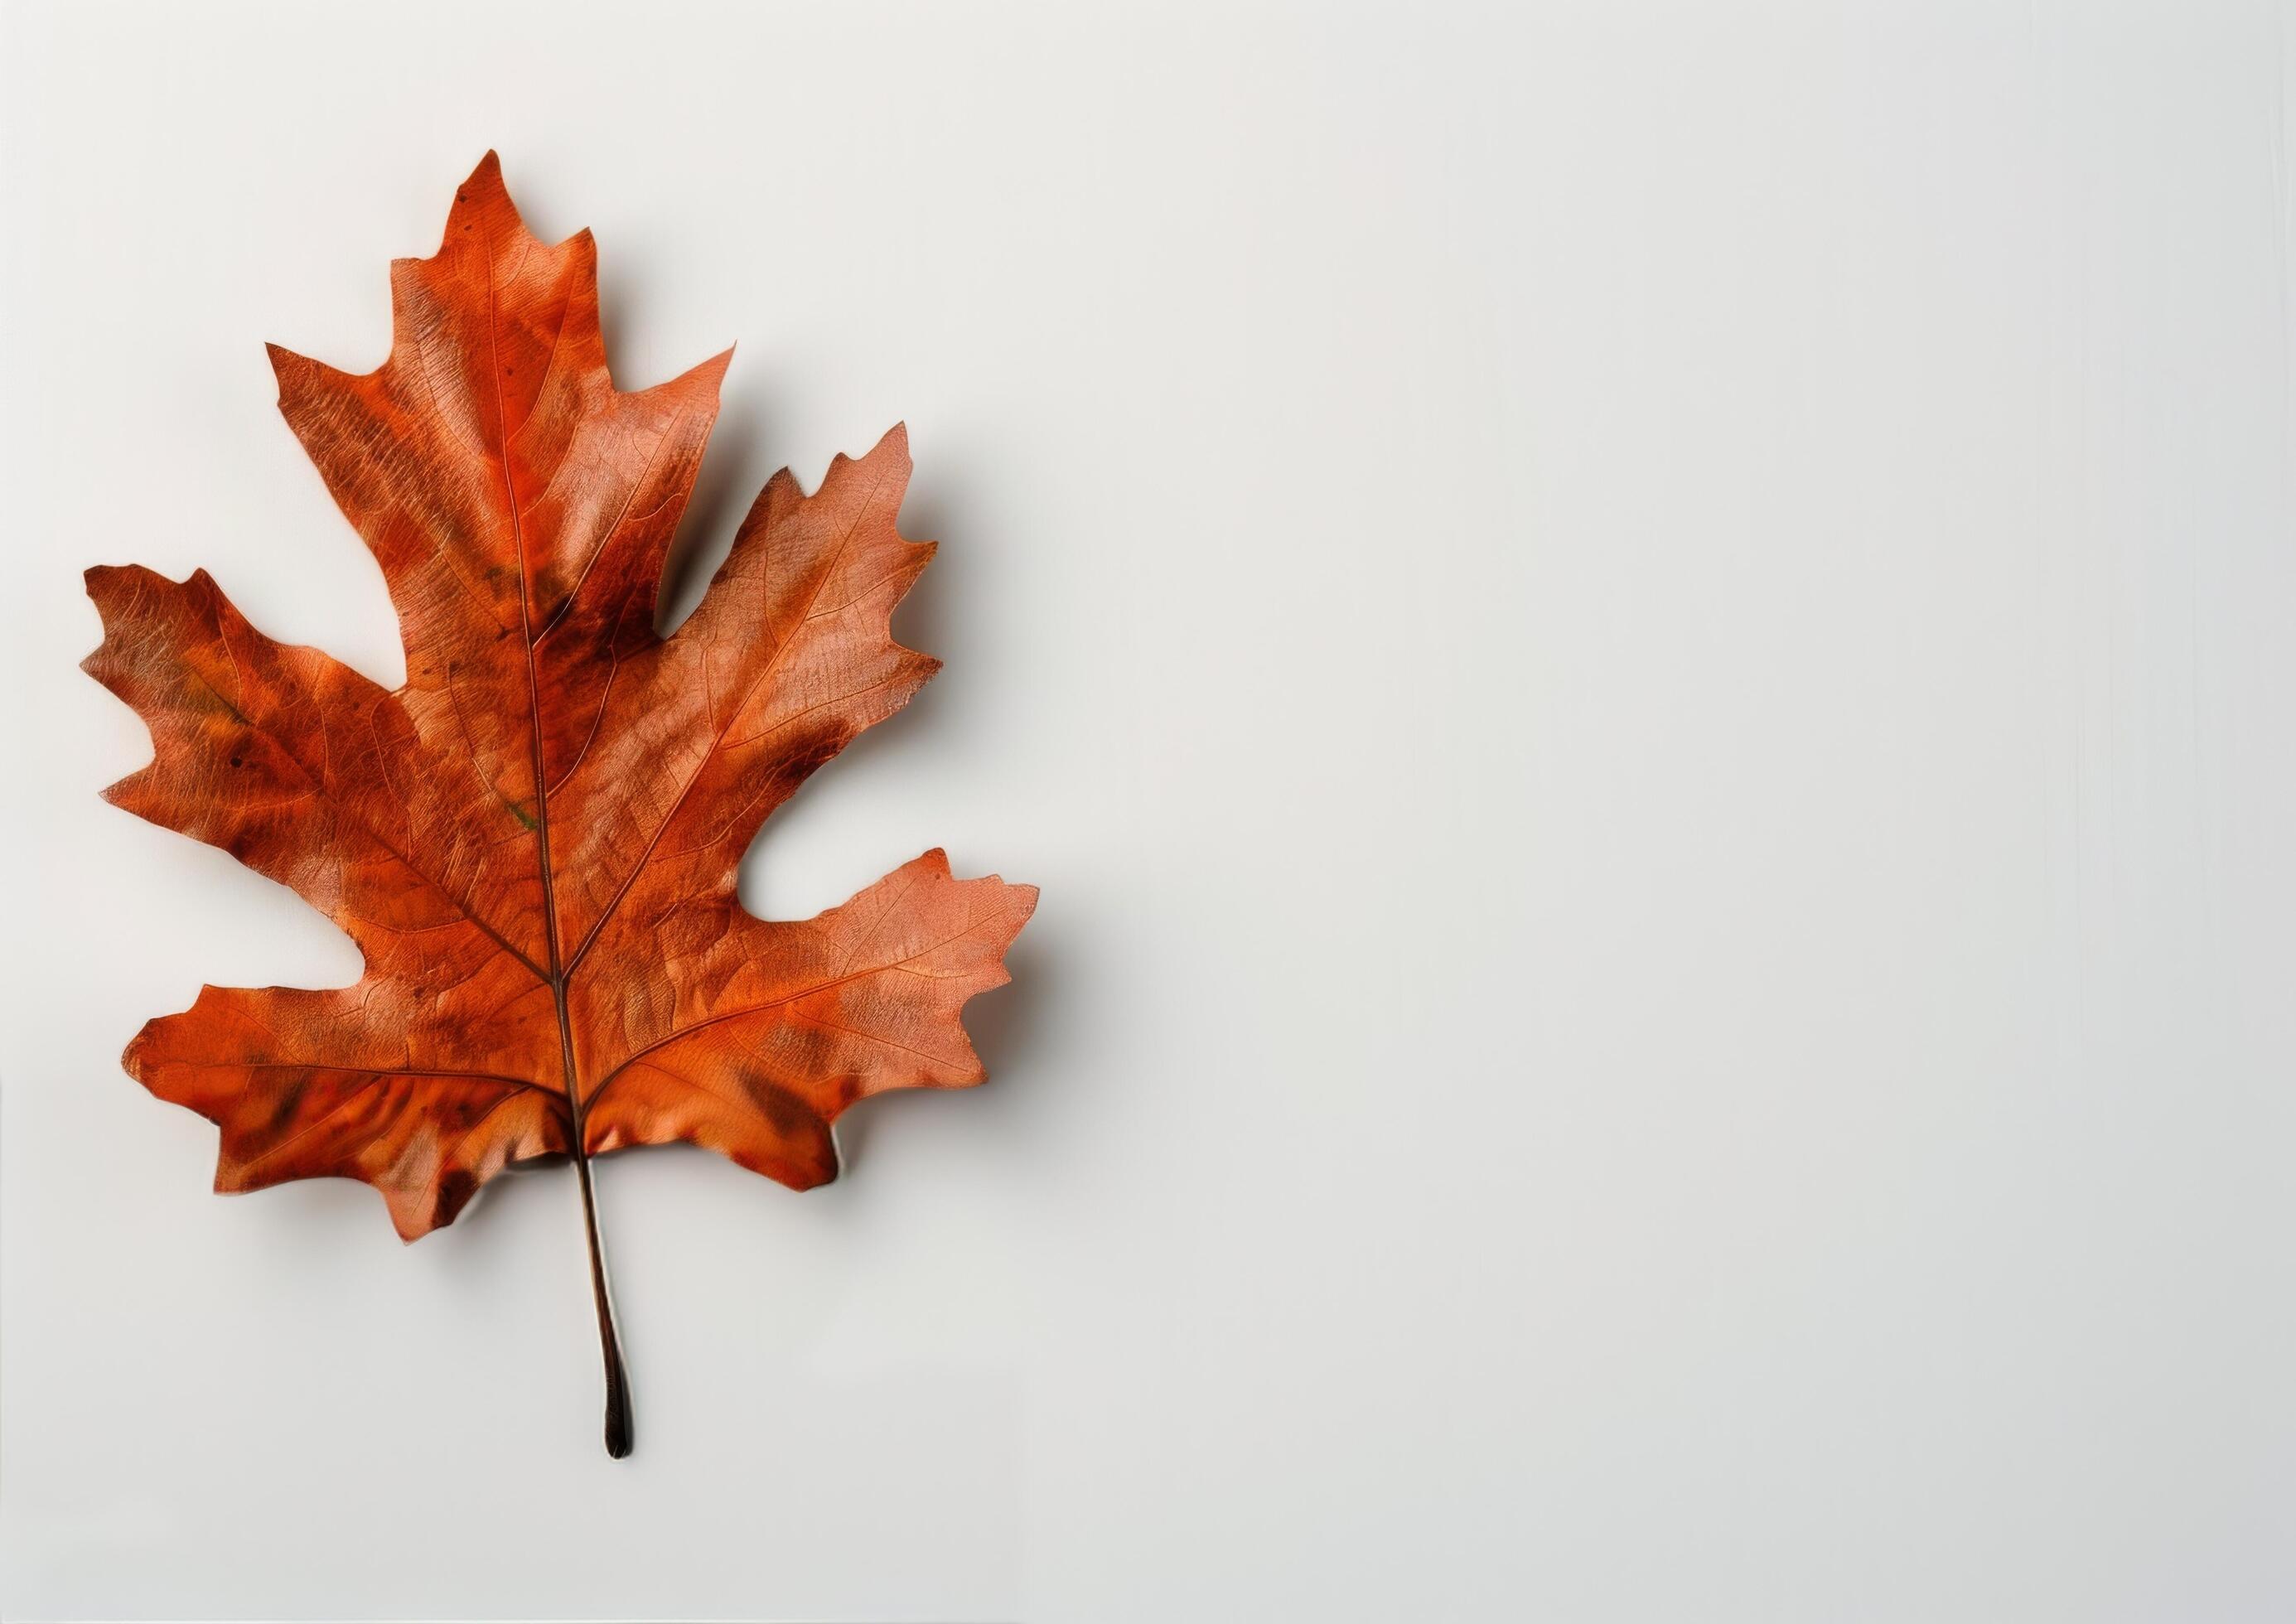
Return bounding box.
[83,154,1036,1457]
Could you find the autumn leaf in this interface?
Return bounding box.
[81,153,1037,1458]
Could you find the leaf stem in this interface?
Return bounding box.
[574,1144,632,1458]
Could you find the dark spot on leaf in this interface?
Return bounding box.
[263,1074,311,1137]
[757,1085,805,1134]
[437,1167,477,1218]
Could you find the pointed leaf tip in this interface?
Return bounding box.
[263,342,312,399]
[442,150,524,248]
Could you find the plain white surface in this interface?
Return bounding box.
[3,1,2294,1618]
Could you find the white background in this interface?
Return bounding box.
[2,1,2292,1619]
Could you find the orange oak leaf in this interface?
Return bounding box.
[81,153,1036,1457]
